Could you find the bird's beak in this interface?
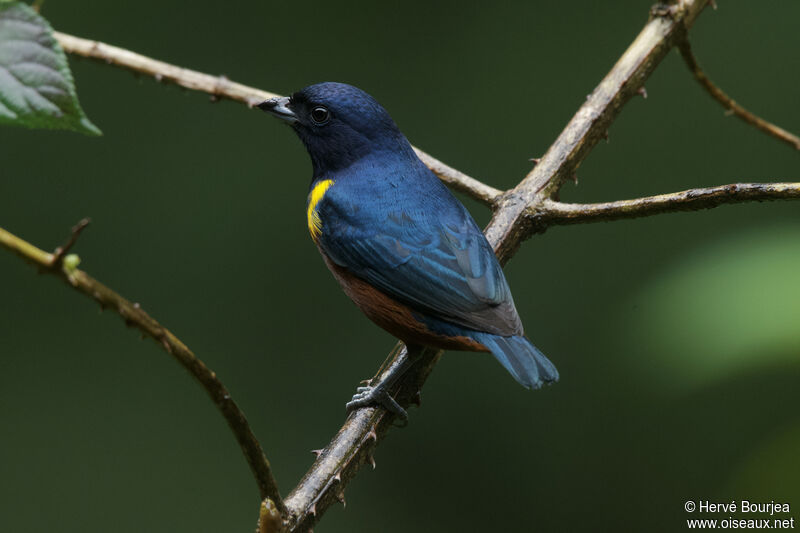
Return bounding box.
[257,97,298,124]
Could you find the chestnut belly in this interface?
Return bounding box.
[321,254,487,352]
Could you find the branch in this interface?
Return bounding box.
[53,31,278,107]
[485,0,711,262]
[53,31,496,209]
[678,39,800,151]
[283,343,438,531]
[533,182,800,227]
[414,148,502,206]
[0,224,285,513]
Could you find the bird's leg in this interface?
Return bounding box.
[346,344,422,421]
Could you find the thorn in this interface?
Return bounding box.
[333,472,341,483]
[309,503,316,517]
[368,454,376,470]
[133,302,141,310]
[650,3,678,17]
[161,338,173,354]
[528,157,541,165]
[709,0,717,9]
[724,108,735,117]
[603,130,609,142]
[336,490,347,508]
[570,173,579,185]
[311,449,324,458]
[52,217,91,267]
[154,73,163,83]
[209,94,221,103]
[366,428,377,442]
[410,391,422,407]
[637,86,648,99]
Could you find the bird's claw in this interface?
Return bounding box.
[346,385,408,420]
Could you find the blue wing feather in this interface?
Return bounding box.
[316,167,523,336]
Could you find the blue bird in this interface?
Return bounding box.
[258,82,558,418]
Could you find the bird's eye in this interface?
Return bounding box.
[310,106,330,125]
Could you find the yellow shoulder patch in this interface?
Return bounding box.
[307,179,334,241]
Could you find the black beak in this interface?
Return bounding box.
[257,97,298,123]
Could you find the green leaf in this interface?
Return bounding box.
[0,2,100,135]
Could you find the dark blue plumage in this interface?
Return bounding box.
[259,82,557,410]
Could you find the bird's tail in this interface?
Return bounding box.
[473,333,559,389]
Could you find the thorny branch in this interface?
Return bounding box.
[52,32,488,208]
[52,31,279,107]
[534,182,800,229]
[0,1,793,531]
[0,225,285,514]
[413,148,503,206]
[484,0,711,262]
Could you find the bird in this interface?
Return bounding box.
[258,82,558,418]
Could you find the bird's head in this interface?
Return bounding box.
[257,82,413,175]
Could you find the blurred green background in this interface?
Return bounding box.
[2,1,799,531]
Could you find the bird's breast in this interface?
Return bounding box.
[307,179,335,242]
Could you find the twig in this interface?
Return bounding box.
[53,31,496,209]
[678,39,800,151]
[485,0,712,262]
[533,182,800,228]
[413,148,503,206]
[0,224,285,513]
[53,32,278,107]
[51,217,90,266]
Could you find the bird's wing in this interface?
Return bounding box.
[318,199,523,336]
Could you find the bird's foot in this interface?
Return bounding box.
[346,384,407,421]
